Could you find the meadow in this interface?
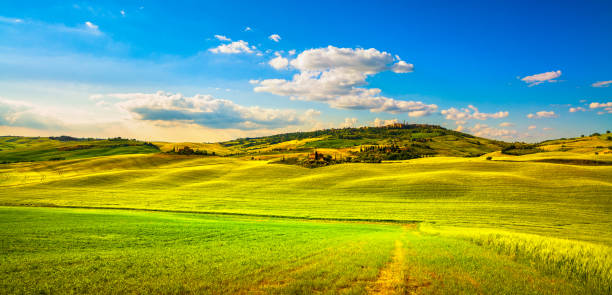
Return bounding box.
[1,154,610,243]
[1,207,609,294]
[1,131,611,294]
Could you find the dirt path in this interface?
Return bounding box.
[367,239,407,294]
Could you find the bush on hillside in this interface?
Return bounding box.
[501,143,543,156]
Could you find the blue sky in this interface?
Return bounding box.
[0,0,610,142]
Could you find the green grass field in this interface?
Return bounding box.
[1,207,609,294]
[0,136,159,163]
[1,131,611,294]
[2,154,610,243]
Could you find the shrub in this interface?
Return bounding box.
[486,156,492,160]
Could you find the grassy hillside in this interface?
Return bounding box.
[3,127,610,165]
[153,141,234,155]
[222,124,507,158]
[1,154,610,244]
[0,136,159,163]
[538,133,612,154]
[1,129,611,294]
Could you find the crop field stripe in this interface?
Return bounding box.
[0,204,422,224]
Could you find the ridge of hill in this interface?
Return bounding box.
[0,136,159,164]
[221,123,508,158]
[1,125,611,164]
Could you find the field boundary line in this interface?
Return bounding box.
[0,203,421,224]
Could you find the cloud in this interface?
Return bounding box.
[95,91,319,129]
[244,26,252,32]
[591,80,612,88]
[84,21,99,30]
[455,125,464,132]
[589,102,612,114]
[253,46,433,116]
[391,60,414,73]
[269,55,289,70]
[268,34,281,42]
[286,46,412,73]
[569,106,586,112]
[0,16,23,23]
[288,49,296,55]
[441,105,508,124]
[589,102,612,108]
[120,10,126,16]
[371,118,398,127]
[469,123,517,139]
[1,16,103,36]
[543,127,552,131]
[214,35,231,42]
[499,122,514,127]
[527,110,557,119]
[0,98,64,130]
[520,70,561,86]
[341,117,358,128]
[209,40,254,54]
[528,125,537,130]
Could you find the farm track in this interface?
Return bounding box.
[367,240,407,294]
[367,226,413,295]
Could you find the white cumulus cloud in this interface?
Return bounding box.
[527,110,557,119]
[371,118,398,127]
[209,40,254,54]
[589,102,612,114]
[521,70,561,86]
[214,35,231,42]
[391,60,414,73]
[441,105,508,124]
[0,97,64,130]
[95,91,319,129]
[268,34,281,42]
[269,52,289,70]
[341,117,358,128]
[469,124,517,139]
[569,106,586,112]
[253,46,433,116]
[269,57,289,70]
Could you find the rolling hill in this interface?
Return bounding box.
[1,126,611,294]
[2,124,611,168]
[0,136,159,164]
[221,123,508,158]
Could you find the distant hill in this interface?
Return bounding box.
[1,126,610,165]
[221,124,508,158]
[0,136,159,164]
